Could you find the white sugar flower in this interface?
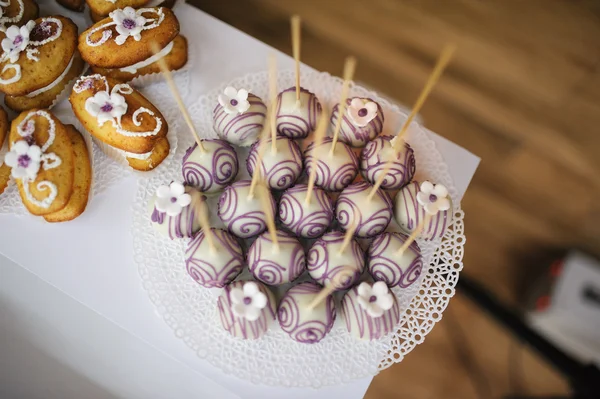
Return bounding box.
[218,86,250,115]
[346,98,377,127]
[154,181,192,217]
[1,21,35,63]
[4,140,41,181]
[85,90,127,126]
[111,7,147,45]
[357,281,394,318]
[416,181,450,215]
[230,282,267,321]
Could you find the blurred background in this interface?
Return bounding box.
[190,0,600,398]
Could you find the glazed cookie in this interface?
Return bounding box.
[0,0,39,27]
[56,0,85,12]
[125,136,170,172]
[0,16,79,97]
[70,74,168,156]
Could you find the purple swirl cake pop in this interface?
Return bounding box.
[307,231,365,290]
[185,228,244,288]
[248,230,306,285]
[246,136,303,190]
[336,181,393,238]
[360,135,415,190]
[278,282,336,344]
[341,281,400,340]
[213,87,267,147]
[182,140,239,194]
[279,184,334,239]
[367,232,423,288]
[330,97,384,148]
[217,280,277,340]
[275,86,322,139]
[218,180,277,238]
[303,137,359,192]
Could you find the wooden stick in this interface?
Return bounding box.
[258,181,279,250]
[338,221,358,255]
[329,56,357,156]
[307,267,355,310]
[291,15,301,103]
[367,44,456,200]
[150,42,206,153]
[196,194,216,253]
[304,109,328,205]
[397,213,432,256]
[268,53,278,154]
[248,109,272,199]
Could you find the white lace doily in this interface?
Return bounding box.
[133,70,465,387]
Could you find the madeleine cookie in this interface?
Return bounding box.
[0,106,9,194]
[126,136,169,171]
[0,0,38,27]
[70,74,168,157]
[91,34,188,82]
[5,51,85,112]
[56,0,85,12]
[5,109,74,215]
[43,124,91,222]
[86,0,148,18]
[0,16,78,97]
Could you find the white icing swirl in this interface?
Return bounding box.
[85,7,165,47]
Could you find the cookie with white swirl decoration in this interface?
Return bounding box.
[181,139,239,195]
[330,97,384,148]
[360,135,415,190]
[367,232,423,288]
[246,135,303,191]
[0,0,38,28]
[275,86,322,139]
[303,137,359,192]
[336,181,393,238]
[0,106,10,195]
[86,0,175,22]
[278,183,334,239]
[248,229,306,285]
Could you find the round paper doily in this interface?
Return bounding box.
[132,70,465,387]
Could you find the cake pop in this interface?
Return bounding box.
[248,230,306,285]
[303,137,358,192]
[182,139,239,194]
[246,135,303,190]
[330,97,384,148]
[367,232,423,288]
[336,181,393,238]
[279,184,334,239]
[360,135,415,190]
[275,87,322,139]
[213,86,267,147]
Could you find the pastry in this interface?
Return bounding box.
[86,0,148,22]
[307,230,365,290]
[341,281,400,340]
[360,135,415,190]
[330,97,383,148]
[213,86,266,147]
[246,135,303,190]
[181,139,239,194]
[185,228,244,288]
[303,137,358,192]
[278,282,336,344]
[56,0,85,12]
[0,16,84,111]
[43,124,91,222]
[70,74,169,171]
[278,183,333,239]
[0,106,10,194]
[275,86,322,139]
[217,179,276,238]
[336,181,393,238]
[148,181,205,240]
[247,229,305,285]
[80,7,186,81]
[0,0,38,27]
[217,280,277,340]
[394,180,453,240]
[367,232,423,288]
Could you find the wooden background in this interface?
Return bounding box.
[190,0,600,397]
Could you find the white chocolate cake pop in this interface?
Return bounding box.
[336,181,393,238]
[367,232,423,288]
[330,97,384,148]
[248,230,306,285]
[340,281,400,340]
[307,231,365,290]
[213,87,267,147]
[278,282,336,344]
[185,228,244,288]
[218,180,277,238]
[303,137,359,192]
[182,139,239,194]
[394,181,453,240]
[278,184,334,239]
[217,280,277,340]
[360,136,415,190]
[246,136,303,190]
[148,182,206,240]
[275,87,322,139]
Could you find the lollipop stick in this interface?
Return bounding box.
[249,109,272,199]
[307,267,355,310]
[304,109,328,205]
[258,181,278,250]
[196,195,216,253]
[150,42,206,153]
[291,15,301,103]
[338,221,358,255]
[268,53,278,154]
[329,56,357,156]
[397,213,432,256]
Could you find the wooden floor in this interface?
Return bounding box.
[191,0,600,397]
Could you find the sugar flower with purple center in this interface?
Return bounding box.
[1,21,35,63]
[85,90,127,127]
[416,181,451,215]
[230,281,267,321]
[347,98,378,127]
[357,281,394,318]
[154,181,192,217]
[218,86,250,115]
[4,140,42,181]
[111,7,147,45]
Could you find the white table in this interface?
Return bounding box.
[0,4,480,399]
